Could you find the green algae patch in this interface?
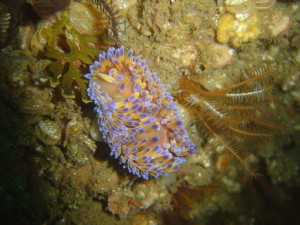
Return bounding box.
[39,2,109,102]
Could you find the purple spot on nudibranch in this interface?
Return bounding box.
[137,62,143,69]
[84,73,93,79]
[163,143,171,148]
[107,52,113,60]
[108,69,115,76]
[140,113,149,118]
[133,98,141,104]
[142,72,149,78]
[143,117,156,125]
[163,154,171,160]
[161,119,168,124]
[176,121,183,126]
[138,128,145,134]
[130,104,139,111]
[126,121,134,126]
[152,124,160,130]
[112,58,119,65]
[116,119,123,125]
[137,106,143,113]
[127,49,133,57]
[135,55,141,62]
[154,105,161,112]
[116,74,124,80]
[128,95,135,101]
[89,65,96,72]
[151,136,160,144]
[170,158,177,163]
[124,115,131,120]
[120,45,124,55]
[134,83,141,92]
[99,54,105,62]
[131,69,137,75]
[119,83,126,91]
[94,61,100,67]
[115,48,121,58]
[131,129,137,133]
[173,165,180,171]
[117,113,125,118]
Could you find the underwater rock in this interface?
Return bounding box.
[26,0,71,19]
[199,42,234,68]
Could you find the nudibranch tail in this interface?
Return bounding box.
[85,45,196,179]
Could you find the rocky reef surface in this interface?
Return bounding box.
[0,0,299,225]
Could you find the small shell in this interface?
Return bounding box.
[35,120,61,145]
[269,12,292,37]
[224,0,255,15]
[90,117,104,142]
[255,0,276,10]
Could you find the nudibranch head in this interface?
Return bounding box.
[85,45,196,179]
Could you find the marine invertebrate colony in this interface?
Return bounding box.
[85,46,196,179]
[216,10,261,47]
[216,0,291,47]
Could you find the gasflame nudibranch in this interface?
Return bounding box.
[85,46,196,179]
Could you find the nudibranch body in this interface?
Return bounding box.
[85,46,196,179]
